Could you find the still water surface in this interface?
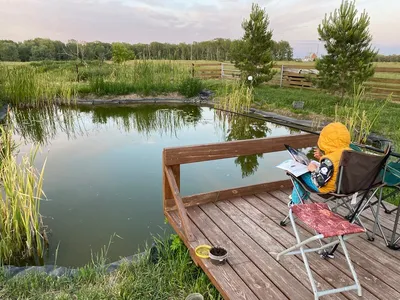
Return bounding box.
[13,104,299,266]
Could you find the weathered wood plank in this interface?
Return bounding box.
[170,180,292,209]
[375,67,400,73]
[229,197,378,300]
[370,87,400,95]
[216,199,352,300]
[165,166,195,242]
[186,207,292,299]
[162,149,179,210]
[259,191,400,298]
[168,211,260,300]
[198,203,313,300]
[163,133,318,166]
[368,77,400,84]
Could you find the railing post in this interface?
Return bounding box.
[280,65,284,88]
[163,150,180,211]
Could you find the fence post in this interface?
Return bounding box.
[191,63,195,78]
[280,65,284,87]
[221,63,224,78]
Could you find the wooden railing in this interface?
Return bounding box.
[162,133,319,242]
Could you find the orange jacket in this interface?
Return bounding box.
[317,122,351,193]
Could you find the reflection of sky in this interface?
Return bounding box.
[15,106,296,267]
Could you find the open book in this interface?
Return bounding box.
[276,145,320,177]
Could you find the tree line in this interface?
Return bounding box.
[0,38,293,62]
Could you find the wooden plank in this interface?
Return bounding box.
[171,180,292,209]
[163,133,318,166]
[165,166,195,242]
[259,191,400,298]
[375,67,400,73]
[229,197,377,300]
[197,69,221,73]
[217,199,350,300]
[277,64,316,70]
[162,151,179,210]
[368,77,400,84]
[197,203,313,300]
[167,211,260,300]
[370,87,400,95]
[194,63,221,67]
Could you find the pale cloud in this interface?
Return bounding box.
[0,0,398,56]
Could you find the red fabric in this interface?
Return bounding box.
[292,203,365,238]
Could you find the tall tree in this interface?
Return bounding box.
[112,43,135,64]
[230,3,275,85]
[0,40,19,61]
[316,0,377,96]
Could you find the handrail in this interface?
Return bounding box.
[163,133,318,166]
[165,166,195,242]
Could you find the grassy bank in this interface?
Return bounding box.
[253,85,400,149]
[0,235,221,300]
[0,61,203,107]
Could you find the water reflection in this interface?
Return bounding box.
[214,111,271,177]
[12,104,293,179]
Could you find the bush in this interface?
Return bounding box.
[178,77,203,98]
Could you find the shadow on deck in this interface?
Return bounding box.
[163,134,400,300]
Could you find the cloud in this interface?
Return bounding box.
[0,0,398,56]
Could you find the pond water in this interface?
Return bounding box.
[13,104,301,267]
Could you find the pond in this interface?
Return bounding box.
[13,104,301,267]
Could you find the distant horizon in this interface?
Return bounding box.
[1,0,400,57]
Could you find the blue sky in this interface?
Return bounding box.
[0,0,399,57]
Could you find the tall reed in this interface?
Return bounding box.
[0,125,47,264]
[215,81,253,113]
[1,65,77,107]
[335,85,391,144]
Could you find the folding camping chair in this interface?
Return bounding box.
[277,149,391,300]
[372,160,400,249]
[280,149,391,241]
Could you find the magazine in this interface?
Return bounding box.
[284,144,310,165]
[276,145,320,177]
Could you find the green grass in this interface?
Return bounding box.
[253,85,400,149]
[0,126,47,265]
[0,235,221,300]
[0,60,198,107]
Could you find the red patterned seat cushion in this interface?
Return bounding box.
[291,203,365,238]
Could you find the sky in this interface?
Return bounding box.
[0,0,399,57]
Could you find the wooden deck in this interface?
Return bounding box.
[162,133,400,300]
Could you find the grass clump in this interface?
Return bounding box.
[215,81,253,113]
[335,85,391,144]
[178,77,204,98]
[0,126,48,265]
[0,235,221,300]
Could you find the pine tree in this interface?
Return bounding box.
[231,3,275,86]
[316,0,377,96]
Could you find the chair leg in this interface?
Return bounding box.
[289,210,319,299]
[339,236,362,297]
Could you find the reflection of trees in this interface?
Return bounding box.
[85,105,202,137]
[12,104,203,145]
[12,105,83,145]
[215,111,271,178]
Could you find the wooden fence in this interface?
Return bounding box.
[191,63,240,80]
[278,65,400,100]
[191,62,400,100]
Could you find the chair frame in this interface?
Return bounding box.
[277,205,363,300]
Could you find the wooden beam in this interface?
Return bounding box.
[375,67,400,73]
[165,180,292,209]
[164,133,318,166]
[165,166,195,242]
[162,150,179,210]
[368,77,400,84]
